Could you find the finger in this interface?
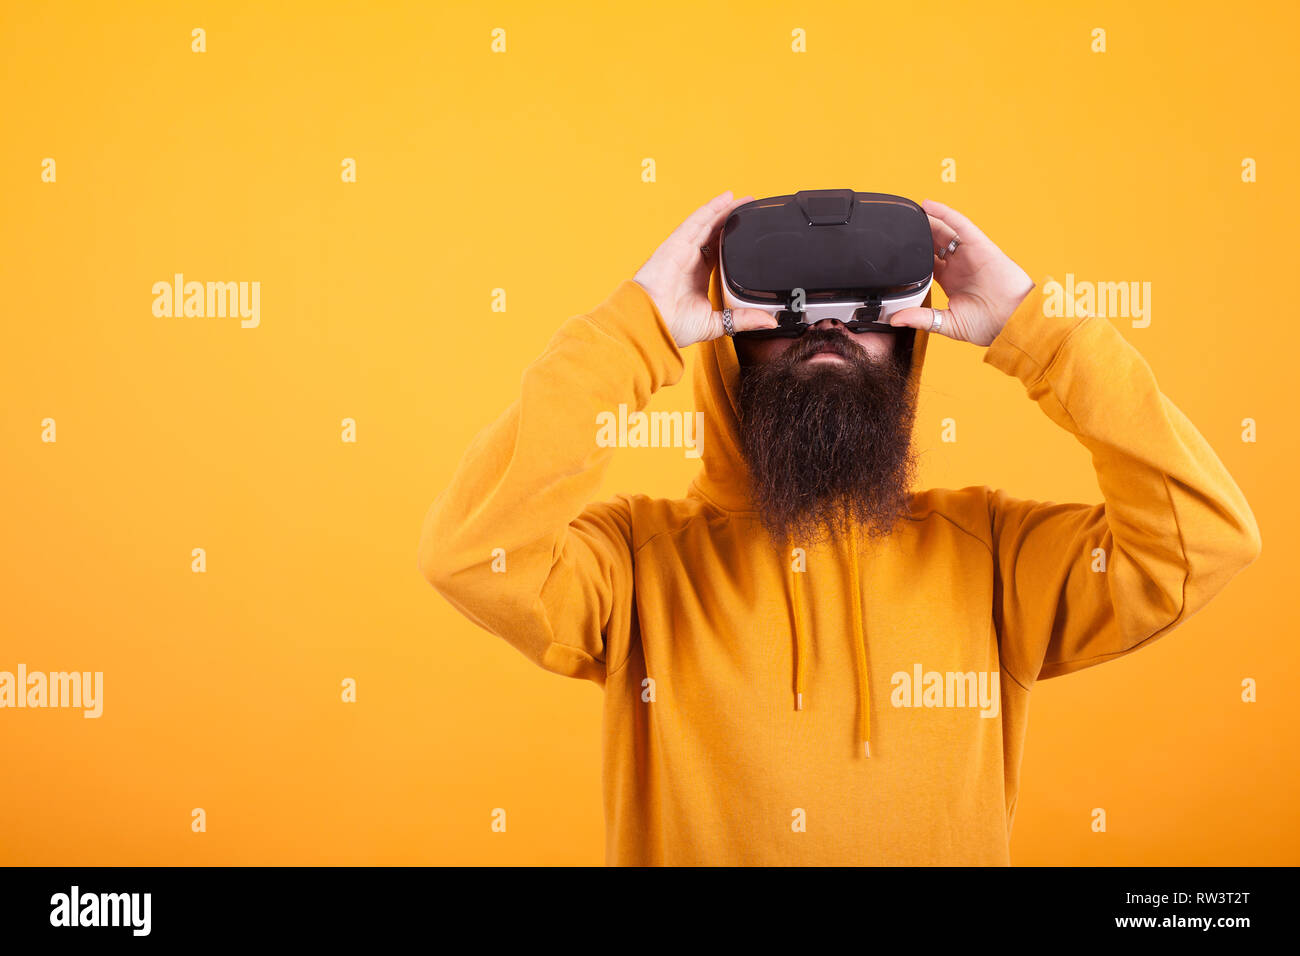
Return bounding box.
[926,214,961,260]
[920,198,988,244]
[887,306,951,337]
[669,190,741,250]
[696,195,753,269]
[702,194,753,249]
[710,307,778,340]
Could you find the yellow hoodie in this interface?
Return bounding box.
[419,266,1261,865]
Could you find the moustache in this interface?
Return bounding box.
[789,329,867,366]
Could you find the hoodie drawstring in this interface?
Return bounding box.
[791,558,807,712]
[788,525,872,757]
[846,525,871,757]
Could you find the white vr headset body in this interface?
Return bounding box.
[720,276,933,324]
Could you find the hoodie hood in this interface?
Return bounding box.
[686,264,933,756]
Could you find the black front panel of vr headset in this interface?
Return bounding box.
[722,191,933,299]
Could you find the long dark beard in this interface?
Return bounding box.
[737,328,920,549]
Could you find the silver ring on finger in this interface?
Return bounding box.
[722,308,735,337]
[929,308,943,333]
[937,235,961,260]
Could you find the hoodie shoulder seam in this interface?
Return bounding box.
[914,491,1036,691]
[607,505,741,679]
[904,491,996,558]
[630,505,735,557]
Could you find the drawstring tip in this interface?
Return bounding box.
[795,693,803,711]
[863,741,871,758]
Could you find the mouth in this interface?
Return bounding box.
[800,341,853,363]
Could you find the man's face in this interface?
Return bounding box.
[734,318,920,548]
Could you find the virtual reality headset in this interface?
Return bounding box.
[719,189,933,337]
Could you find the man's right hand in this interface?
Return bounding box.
[634,190,779,348]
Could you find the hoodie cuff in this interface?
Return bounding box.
[983,275,1091,385]
[581,278,687,391]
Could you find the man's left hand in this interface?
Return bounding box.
[887,199,1036,348]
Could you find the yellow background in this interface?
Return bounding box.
[2,0,1295,865]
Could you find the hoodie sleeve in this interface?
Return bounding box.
[417,279,686,684]
[982,278,1262,688]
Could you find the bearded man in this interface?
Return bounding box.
[418,190,1260,866]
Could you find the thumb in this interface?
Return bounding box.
[885,306,936,332]
[713,307,779,338]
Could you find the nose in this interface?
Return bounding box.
[810,317,850,333]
